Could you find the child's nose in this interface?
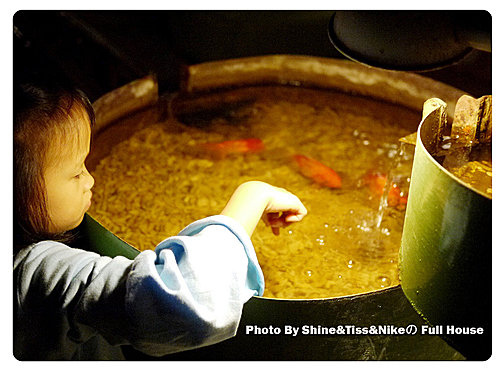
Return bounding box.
[86,173,95,191]
[83,166,95,191]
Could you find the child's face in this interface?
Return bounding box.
[43,107,94,233]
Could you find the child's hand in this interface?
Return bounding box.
[221,181,307,237]
[261,186,307,235]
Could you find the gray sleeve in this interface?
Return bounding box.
[14,241,134,358]
[14,215,264,358]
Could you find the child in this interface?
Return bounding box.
[13,81,307,360]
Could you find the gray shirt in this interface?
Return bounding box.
[14,215,264,360]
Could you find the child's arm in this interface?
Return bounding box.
[221,181,307,237]
[14,182,305,359]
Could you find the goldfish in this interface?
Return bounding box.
[197,138,265,158]
[362,172,407,207]
[293,154,342,188]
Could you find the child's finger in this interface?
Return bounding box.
[284,213,305,222]
[262,212,279,226]
[266,189,308,218]
[265,212,287,226]
[265,210,305,228]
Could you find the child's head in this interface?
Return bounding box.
[14,81,95,249]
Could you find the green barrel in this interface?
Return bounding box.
[400,106,492,360]
[78,214,140,260]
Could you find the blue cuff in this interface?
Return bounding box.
[154,215,265,296]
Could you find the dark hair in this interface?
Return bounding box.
[14,81,95,251]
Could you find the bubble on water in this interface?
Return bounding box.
[347,259,355,269]
[288,230,293,235]
[315,237,325,246]
[324,223,329,228]
[362,139,370,146]
[306,270,313,277]
[356,222,372,232]
[377,276,391,287]
[349,209,355,214]
[338,275,342,279]
[382,142,398,149]
[387,149,398,158]
[380,227,391,236]
[352,129,360,137]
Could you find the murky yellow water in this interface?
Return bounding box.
[89,86,420,299]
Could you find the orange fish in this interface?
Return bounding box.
[293,154,342,188]
[198,138,265,158]
[362,172,407,207]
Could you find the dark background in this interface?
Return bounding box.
[13,10,491,102]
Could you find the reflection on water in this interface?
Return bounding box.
[439,136,492,198]
[90,86,421,299]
